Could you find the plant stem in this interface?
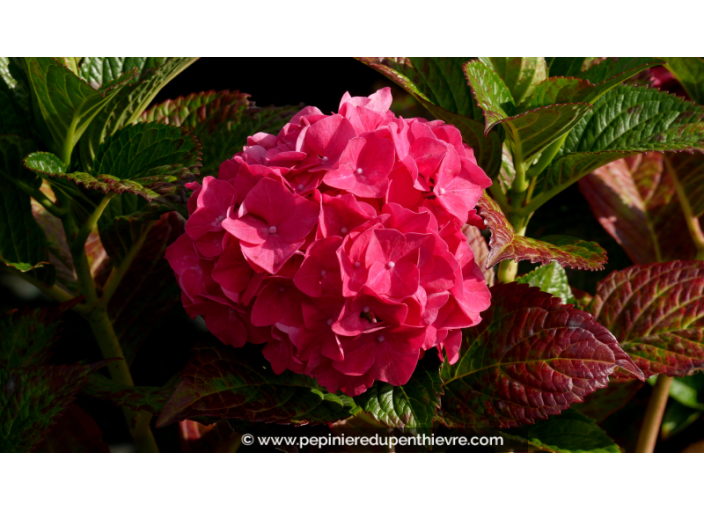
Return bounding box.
[87,306,159,453]
[664,156,704,260]
[62,203,159,452]
[497,259,518,284]
[636,375,673,453]
[489,181,512,214]
[9,177,68,217]
[72,192,114,254]
[4,267,91,314]
[98,220,155,308]
[497,212,528,284]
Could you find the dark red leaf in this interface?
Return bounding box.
[440,283,643,428]
[156,342,360,428]
[477,194,607,270]
[590,260,704,378]
[579,153,696,264]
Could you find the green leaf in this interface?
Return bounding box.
[156,342,361,427]
[477,194,607,270]
[548,57,586,78]
[576,57,664,103]
[502,409,620,452]
[590,260,704,378]
[540,85,704,196]
[143,90,298,177]
[0,84,31,138]
[666,57,704,104]
[83,373,176,415]
[465,61,592,165]
[0,57,16,89]
[0,361,108,452]
[26,123,202,215]
[353,356,442,431]
[478,57,547,106]
[358,57,503,177]
[0,136,51,278]
[79,57,198,170]
[661,400,701,440]
[668,373,704,411]
[516,261,576,305]
[440,283,643,428]
[462,61,515,130]
[23,57,132,158]
[78,57,169,88]
[579,153,696,264]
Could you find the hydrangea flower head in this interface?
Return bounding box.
[166,88,493,396]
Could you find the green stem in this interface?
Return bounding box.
[635,375,673,453]
[87,307,159,453]
[98,220,155,308]
[2,267,90,314]
[9,177,69,217]
[72,192,114,253]
[497,217,528,284]
[61,203,158,452]
[489,181,512,214]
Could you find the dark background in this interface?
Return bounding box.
[2,58,694,452]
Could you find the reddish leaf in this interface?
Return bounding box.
[440,283,643,429]
[179,419,240,453]
[34,403,109,453]
[590,261,704,378]
[83,373,176,415]
[579,153,696,264]
[156,342,360,428]
[462,224,494,286]
[477,194,607,270]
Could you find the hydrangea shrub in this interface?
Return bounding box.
[3,57,704,453]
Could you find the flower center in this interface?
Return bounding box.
[356,168,363,175]
[322,156,329,162]
[437,187,446,195]
[340,227,348,235]
[363,306,370,313]
[327,318,333,326]
[386,261,395,269]
[297,184,305,190]
[353,261,361,269]
[269,226,277,234]
[320,269,327,277]
[278,286,285,292]
[376,335,385,343]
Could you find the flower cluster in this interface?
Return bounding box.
[166,88,492,396]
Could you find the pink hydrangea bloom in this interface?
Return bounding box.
[166,88,492,397]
